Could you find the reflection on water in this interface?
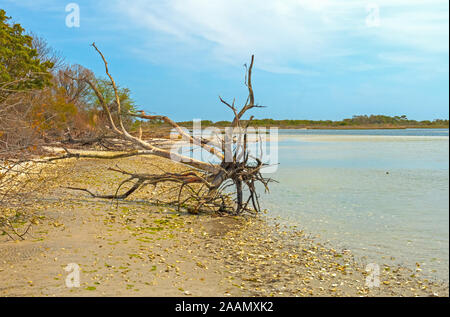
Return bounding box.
[260,129,449,282]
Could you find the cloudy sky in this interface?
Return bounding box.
[2,0,449,121]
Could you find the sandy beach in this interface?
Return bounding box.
[0,154,448,297]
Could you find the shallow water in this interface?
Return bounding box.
[178,128,449,281]
[260,129,449,282]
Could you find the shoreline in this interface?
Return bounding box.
[170,125,449,131]
[139,126,449,140]
[0,155,448,296]
[264,213,449,286]
[267,126,449,130]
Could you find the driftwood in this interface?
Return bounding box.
[62,43,273,215]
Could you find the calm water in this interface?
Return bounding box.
[260,129,449,282]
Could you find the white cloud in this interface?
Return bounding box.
[111,0,448,73]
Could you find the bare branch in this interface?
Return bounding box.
[59,47,274,215]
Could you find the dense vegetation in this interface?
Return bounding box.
[0,9,137,159]
[0,9,53,97]
[0,9,140,237]
[176,115,449,129]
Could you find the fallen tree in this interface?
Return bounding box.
[61,43,273,215]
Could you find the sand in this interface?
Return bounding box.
[0,154,448,297]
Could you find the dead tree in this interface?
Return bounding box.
[62,43,273,215]
[0,79,51,239]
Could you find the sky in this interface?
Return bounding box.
[1,0,449,121]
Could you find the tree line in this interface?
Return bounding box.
[0,9,138,159]
[176,115,448,129]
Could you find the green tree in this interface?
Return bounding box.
[87,77,136,128]
[0,9,53,96]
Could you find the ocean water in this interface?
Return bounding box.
[260,129,449,282]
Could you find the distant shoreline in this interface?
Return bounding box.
[171,116,449,131]
[137,125,449,140]
[144,124,450,129]
[145,124,449,131]
[258,125,449,130]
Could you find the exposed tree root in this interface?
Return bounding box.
[58,43,274,215]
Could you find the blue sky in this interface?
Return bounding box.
[2,0,449,121]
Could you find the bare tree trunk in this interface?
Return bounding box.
[59,43,273,215]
